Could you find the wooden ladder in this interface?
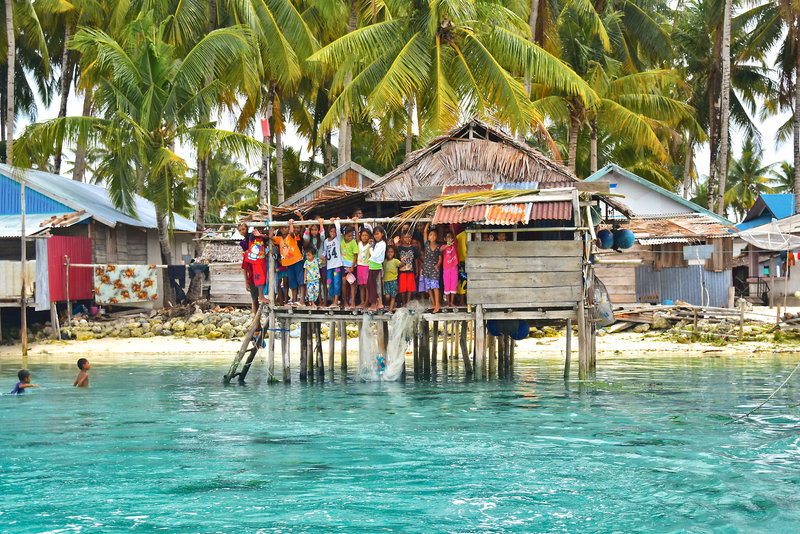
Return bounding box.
[224,303,266,384]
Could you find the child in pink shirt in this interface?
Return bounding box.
[441,230,459,308]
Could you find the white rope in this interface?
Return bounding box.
[725,358,800,425]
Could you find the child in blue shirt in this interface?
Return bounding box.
[10,369,40,394]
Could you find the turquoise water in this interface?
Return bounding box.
[3,354,800,532]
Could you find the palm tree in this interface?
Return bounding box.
[771,161,795,194]
[2,0,49,163]
[310,0,597,156]
[715,0,733,214]
[13,17,264,263]
[723,135,775,219]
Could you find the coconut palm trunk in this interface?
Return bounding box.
[337,0,358,166]
[567,110,581,173]
[324,130,332,174]
[405,97,414,157]
[683,135,694,199]
[5,0,15,163]
[194,0,217,256]
[589,118,598,174]
[259,84,276,206]
[54,21,73,175]
[794,55,800,215]
[72,86,92,182]
[715,0,732,216]
[276,123,284,203]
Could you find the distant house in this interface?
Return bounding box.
[735,194,795,231]
[0,165,196,311]
[586,165,737,307]
[586,164,730,222]
[281,161,380,209]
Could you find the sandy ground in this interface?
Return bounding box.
[2,329,799,365]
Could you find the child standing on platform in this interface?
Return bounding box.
[382,245,401,312]
[367,226,386,311]
[303,246,321,308]
[304,219,327,305]
[441,230,459,308]
[323,217,343,308]
[397,232,419,306]
[356,227,372,308]
[420,224,442,313]
[341,222,359,308]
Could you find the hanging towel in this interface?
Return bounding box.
[167,265,186,288]
[189,263,210,280]
[93,265,159,304]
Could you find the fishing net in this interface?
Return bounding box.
[357,314,380,381]
[384,308,415,382]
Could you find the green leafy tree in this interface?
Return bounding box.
[723,135,775,219]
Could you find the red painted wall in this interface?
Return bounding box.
[48,236,93,301]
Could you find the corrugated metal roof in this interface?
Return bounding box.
[492,181,576,191]
[0,174,71,214]
[638,237,692,245]
[0,164,196,231]
[432,205,487,224]
[484,203,531,225]
[442,184,493,195]
[0,212,91,237]
[530,201,572,221]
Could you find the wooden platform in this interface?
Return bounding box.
[266,305,577,322]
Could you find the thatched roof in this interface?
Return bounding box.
[366,118,577,202]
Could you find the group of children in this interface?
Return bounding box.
[9,358,90,394]
[240,212,472,314]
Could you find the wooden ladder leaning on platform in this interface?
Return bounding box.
[224,303,267,384]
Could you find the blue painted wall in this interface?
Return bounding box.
[0,173,71,214]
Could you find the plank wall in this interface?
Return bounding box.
[466,240,582,307]
[210,264,252,305]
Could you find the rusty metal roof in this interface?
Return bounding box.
[432,205,488,224]
[485,204,531,225]
[530,201,572,221]
[605,213,737,242]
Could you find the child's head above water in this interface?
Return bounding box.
[77,358,90,371]
[18,369,30,383]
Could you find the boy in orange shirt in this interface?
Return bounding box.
[271,219,304,306]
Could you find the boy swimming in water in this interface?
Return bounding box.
[10,369,40,394]
[73,358,90,387]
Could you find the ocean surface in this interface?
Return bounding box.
[2,353,800,532]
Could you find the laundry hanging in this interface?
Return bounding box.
[94,264,159,304]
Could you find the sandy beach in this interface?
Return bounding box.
[3,330,799,364]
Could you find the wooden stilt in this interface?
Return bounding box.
[488,334,496,377]
[339,320,347,373]
[578,302,587,381]
[328,321,336,377]
[431,321,439,374]
[509,336,515,376]
[306,322,314,379]
[299,322,308,381]
[281,318,291,382]
[413,319,420,380]
[459,320,472,375]
[497,335,505,378]
[268,308,276,382]
[225,305,263,383]
[422,320,430,378]
[315,323,325,379]
[475,305,486,379]
[564,318,572,380]
[442,321,448,372]
[589,322,596,376]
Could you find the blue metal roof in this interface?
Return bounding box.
[740,194,794,226]
[0,164,195,231]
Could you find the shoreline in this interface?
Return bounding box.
[2,331,800,364]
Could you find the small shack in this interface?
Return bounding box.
[0,165,196,317]
[281,161,380,208]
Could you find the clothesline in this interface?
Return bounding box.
[66,262,235,269]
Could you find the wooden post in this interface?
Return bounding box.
[442,321,448,371]
[421,320,430,378]
[49,304,60,339]
[339,320,347,374]
[693,308,698,334]
[282,318,291,382]
[509,336,515,374]
[727,286,735,309]
[497,335,505,378]
[20,175,27,358]
[328,321,335,377]
[488,334,496,377]
[299,322,308,381]
[65,256,71,324]
[578,301,587,381]
[769,255,775,309]
[431,321,438,374]
[459,321,472,375]
[475,305,485,379]
[589,322,596,376]
[564,318,572,379]
[268,308,276,382]
[315,323,324,379]
[739,299,745,340]
[0,308,3,342]
[413,318,420,379]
